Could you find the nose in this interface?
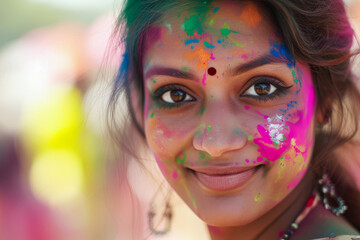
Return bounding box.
[193,103,248,158]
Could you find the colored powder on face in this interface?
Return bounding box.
[165,24,172,34]
[199,152,206,159]
[253,125,287,161]
[175,150,187,165]
[292,69,299,83]
[269,41,295,68]
[257,156,263,162]
[234,128,242,135]
[210,52,215,60]
[244,105,250,110]
[200,105,207,115]
[207,125,212,131]
[247,135,254,141]
[182,66,188,71]
[240,3,262,27]
[217,40,221,44]
[150,112,155,118]
[202,72,207,85]
[184,15,204,36]
[254,192,262,202]
[194,130,202,138]
[208,19,215,26]
[185,46,211,69]
[246,159,250,163]
[204,41,215,48]
[213,7,219,13]
[185,39,200,45]
[172,170,178,179]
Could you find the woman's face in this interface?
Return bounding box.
[142,2,316,226]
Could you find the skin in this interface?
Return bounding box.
[141,1,323,239]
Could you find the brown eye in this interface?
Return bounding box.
[161,89,194,103]
[244,81,276,96]
[254,82,271,95]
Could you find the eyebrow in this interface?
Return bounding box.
[144,53,294,80]
[231,53,294,76]
[144,67,198,80]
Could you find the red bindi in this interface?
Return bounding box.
[207,67,217,76]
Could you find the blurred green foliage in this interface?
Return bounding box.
[0,0,113,48]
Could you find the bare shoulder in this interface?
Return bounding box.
[292,204,359,240]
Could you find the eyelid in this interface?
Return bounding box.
[240,76,290,95]
[152,84,197,104]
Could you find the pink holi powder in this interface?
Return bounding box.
[241,54,249,59]
[254,110,268,119]
[253,125,287,162]
[257,156,263,162]
[210,52,215,60]
[172,170,178,179]
[202,72,207,85]
[244,105,250,110]
[245,159,250,163]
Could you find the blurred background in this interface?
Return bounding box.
[0,0,359,240]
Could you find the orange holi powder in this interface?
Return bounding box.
[184,46,211,69]
[240,3,262,27]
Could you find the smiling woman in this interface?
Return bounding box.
[108,0,360,239]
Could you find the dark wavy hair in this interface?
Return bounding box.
[108,0,360,232]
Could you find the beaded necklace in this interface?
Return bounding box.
[279,192,320,240]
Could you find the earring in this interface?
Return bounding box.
[148,188,172,236]
[318,173,347,216]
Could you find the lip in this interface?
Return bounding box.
[188,165,262,191]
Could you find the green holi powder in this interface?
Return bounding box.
[209,137,213,140]
[199,152,206,159]
[280,162,285,167]
[194,130,202,138]
[282,136,286,141]
[280,156,284,160]
[150,112,155,118]
[292,70,299,83]
[152,80,156,83]
[200,105,207,115]
[182,66,189,71]
[203,41,215,49]
[247,135,254,141]
[175,150,187,165]
[210,95,214,98]
[208,19,214,26]
[165,24,172,34]
[220,23,240,36]
[207,125,212,131]
[234,129,242,135]
[184,15,204,36]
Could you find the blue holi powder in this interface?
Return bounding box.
[269,41,295,68]
[185,39,200,45]
[213,7,219,13]
[279,101,298,115]
[191,46,194,49]
[217,40,221,44]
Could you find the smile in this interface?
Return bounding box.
[188,164,263,191]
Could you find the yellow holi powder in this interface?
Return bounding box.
[240,3,262,27]
[184,46,211,69]
[254,192,262,202]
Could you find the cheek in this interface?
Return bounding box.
[144,111,194,160]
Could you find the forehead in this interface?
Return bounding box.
[143,1,283,72]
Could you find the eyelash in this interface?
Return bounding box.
[152,77,292,108]
[240,77,293,102]
[152,84,195,109]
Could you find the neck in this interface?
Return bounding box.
[207,171,315,240]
